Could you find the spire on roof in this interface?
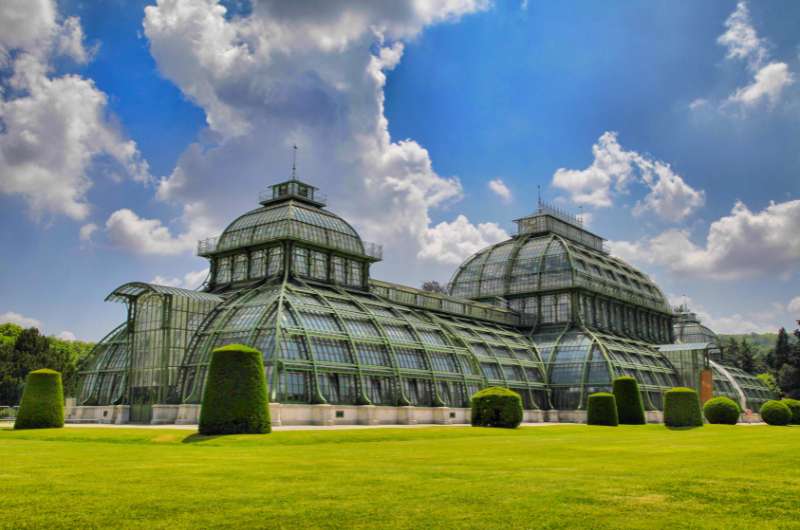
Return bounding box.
[291,144,298,181]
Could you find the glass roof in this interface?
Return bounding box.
[448,233,669,312]
[214,201,365,256]
[176,279,549,408]
[106,282,221,303]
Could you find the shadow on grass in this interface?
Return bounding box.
[182,433,224,444]
[665,426,704,431]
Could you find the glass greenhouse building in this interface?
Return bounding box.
[71,176,774,425]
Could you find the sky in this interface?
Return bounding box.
[0,0,799,341]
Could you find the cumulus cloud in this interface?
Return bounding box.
[152,268,209,290]
[0,0,150,222]
[715,2,795,110]
[552,132,704,221]
[140,0,492,279]
[57,330,77,341]
[727,62,794,108]
[788,296,800,315]
[418,214,508,265]
[717,2,766,70]
[608,199,800,280]
[105,207,214,256]
[488,178,512,203]
[670,294,784,334]
[0,311,42,329]
[79,223,98,242]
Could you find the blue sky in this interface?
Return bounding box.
[1,0,798,340]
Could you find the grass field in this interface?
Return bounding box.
[1,424,799,529]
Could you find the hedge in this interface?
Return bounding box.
[587,392,618,426]
[781,399,800,425]
[14,369,64,430]
[663,387,703,428]
[612,376,646,425]
[702,396,740,425]
[470,387,523,428]
[760,400,791,426]
[199,344,271,435]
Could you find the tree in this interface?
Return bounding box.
[757,373,780,395]
[770,328,791,372]
[421,280,446,294]
[778,364,800,400]
[738,339,756,374]
[725,337,741,368]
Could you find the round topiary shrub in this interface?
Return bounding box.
[663,387,703,428]
[587,392,618,426]
[470,387,523,428]
[14,369,64,430]
[199,344,271,435]
[760,400,792,426]
[781,399,800,425]
[612,376,646,425]
[703,396,740,425]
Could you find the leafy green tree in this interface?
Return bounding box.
[757,373,780,395]
[738,339,756,374]
[725,337,741,368]
[770,328,791,372]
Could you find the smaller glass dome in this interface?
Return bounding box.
[216,201,366,256]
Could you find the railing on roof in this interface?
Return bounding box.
[197,232,383,261]
[197,236,219,257]
[258,189,328,205]
[363,241,383,260]
[537,201,584,226]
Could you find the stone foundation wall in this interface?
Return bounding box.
[64,404,763,426]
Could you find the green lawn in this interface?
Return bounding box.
[1,424,799,529]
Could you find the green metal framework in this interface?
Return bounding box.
[75,177,775,418]
[177,278,549,409]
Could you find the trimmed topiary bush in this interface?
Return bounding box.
[470,387,523,428]
[760,400,791,426]
[663,387,703,428]
[781,399,800,425]
[14,369,64,430]
[199,344,270,435]
[612,376,646,425]
[587,392,618,426]
[703,396,740,425]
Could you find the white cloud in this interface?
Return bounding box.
[106,209,193,255]
[688,98,708,111]
[0,0,149,221]
[79,223,98,241]
[609,198,800,280]
[141,0,492,279]
[717,2,766,70]
[487,178,512,203]
[670,294,783,335]
[788,296,800,315]
[0,311,42,329]
[552,132,704,221]
[727,62,794,108]
[57,330,77,341]
[715,2,795,110]
[152,268,209,290]
[418,214,508,265]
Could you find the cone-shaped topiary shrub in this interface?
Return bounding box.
[781,399,800,425]
[760,400,791,426]
[470,387,523,428]
[199,344,270,435]
[612,376,646,425]
[703,396,740,425]
[14,369,64,430]
[663,387,703,428]
[587,392,618,426]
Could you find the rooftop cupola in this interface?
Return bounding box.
[513,200,606,253]
[258,146,327,208]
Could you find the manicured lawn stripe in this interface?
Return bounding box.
[1,425,799,529]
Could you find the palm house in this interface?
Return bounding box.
[71,172,774,425]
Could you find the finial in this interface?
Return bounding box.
[291,144,298,181]
[537,184,541,208]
